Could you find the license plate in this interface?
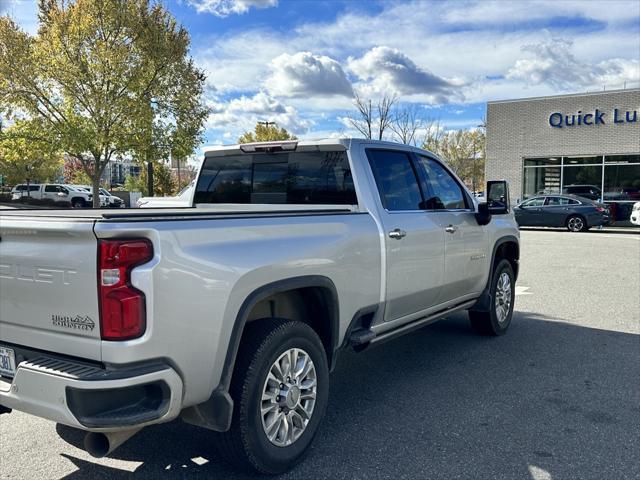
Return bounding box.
[0,347,16,378]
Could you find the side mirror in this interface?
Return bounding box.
[475,202,492,226]
[487,180,510,214]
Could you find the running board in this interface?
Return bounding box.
[348,300,476,348]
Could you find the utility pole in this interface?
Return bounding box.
[147,161,154,197]
[258,120,276,129]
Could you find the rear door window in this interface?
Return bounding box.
[194,150,357,205]
[366,149,423,211]
[522,197,545,207]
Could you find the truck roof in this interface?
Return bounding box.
[202,138,433,156]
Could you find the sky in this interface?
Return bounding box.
[2,0,640,149]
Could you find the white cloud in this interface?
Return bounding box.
[507,39,640,91]
[265,51,353,98]
[195,31,289,93]
[188,0,277,17]
[206,92,311,139]
[442,0,637,26]
[347,46,459,103]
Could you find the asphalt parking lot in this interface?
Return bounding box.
[1,230,639,480]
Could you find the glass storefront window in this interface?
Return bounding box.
[522,166,560,198]
[605,154,640,164]
[524,157,561,166]
[561,165,603,200]
[523,154,640,225]
[563,156,602,165]
[604,164,640,201]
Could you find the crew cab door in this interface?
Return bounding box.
[413,154,488,301]
[366,149,445,321]
[43,184,63,202]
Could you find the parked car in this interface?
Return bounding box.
[136,181,194,208]
[561,184,602,201]
[10,183,93,208]
[514,194,609,231]
[0,139,520,474]
[630,202,640,226]
[76,186,125,208]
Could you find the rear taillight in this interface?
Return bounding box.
[596,206,606,212]
[98,239,153,340]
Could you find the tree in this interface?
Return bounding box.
[0,0,208,207]
[346,91,397,140]
[0,119,63,185]
[238,122,296,143]
[123,160,175,196]
[424,128,486,191]
[63,156,92,185]
[389,103,437,146]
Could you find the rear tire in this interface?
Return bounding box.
[212,319,329,474]
[71,198,85,208]
[469,259,515,336]
[566,215,587,232]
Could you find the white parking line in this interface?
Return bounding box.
[515,286,532,296]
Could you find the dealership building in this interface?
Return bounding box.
[486,88,640,225]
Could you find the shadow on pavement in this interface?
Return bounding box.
[57,311,639,479]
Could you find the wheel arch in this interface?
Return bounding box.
[181,275,339,432]
[470,235,519,312]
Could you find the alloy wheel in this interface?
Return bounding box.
[260,348,317,447]
[494,272,512,324]
[568,217,584,232]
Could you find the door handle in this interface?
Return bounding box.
[388,228,406,240]
[445,225,458,234]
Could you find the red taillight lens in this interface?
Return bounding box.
[98,239,153,340]
[596,206,606,212]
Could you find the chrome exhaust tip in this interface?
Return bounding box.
[84,428,141,458]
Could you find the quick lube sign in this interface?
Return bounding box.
[549,108,638,128]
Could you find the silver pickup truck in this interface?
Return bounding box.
[0,139,519,474]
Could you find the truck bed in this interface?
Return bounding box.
[0,205,357,222]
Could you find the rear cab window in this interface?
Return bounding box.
[194,150,357,205]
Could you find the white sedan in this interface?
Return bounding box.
[630,202,640,226]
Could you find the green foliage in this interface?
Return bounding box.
[123,171,148,196]
[0,119,63,185]
[63,157,92,185]
[0,0,208,206]
[238,123,297,143]
[123,161,175,196]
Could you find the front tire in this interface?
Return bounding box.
[212,319,329,474]
[469,259,515,335]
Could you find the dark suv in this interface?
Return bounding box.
[562,184,602,201]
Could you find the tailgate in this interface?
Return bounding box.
[0,217,101,361]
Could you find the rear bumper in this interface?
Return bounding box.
[0,354,183,432]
